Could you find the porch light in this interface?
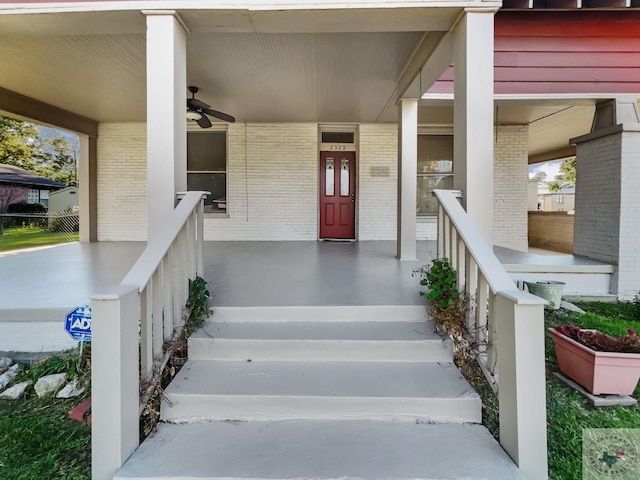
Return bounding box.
[186,111,202,121]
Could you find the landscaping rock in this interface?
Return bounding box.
[56,379,86,399]
[0,364,20,390]
[0,357,12,373]
[34,373,67,398]
[0,380,31,400]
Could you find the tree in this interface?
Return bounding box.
[0,116,77,185]
[548,157,576,192]
[532,171,547,182]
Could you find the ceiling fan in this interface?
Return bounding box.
[186,86,236,128]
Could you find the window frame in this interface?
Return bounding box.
[416,132,454,217]
[186,127,228,216]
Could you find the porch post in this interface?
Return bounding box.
[78,134,97,242]
[397,99,418,260]
[572,97,640,300]
[453,9,495,245]
[145,11,188,240]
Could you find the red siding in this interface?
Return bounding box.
[428,11,640,96]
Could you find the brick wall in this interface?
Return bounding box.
[96,123,147,241]
[574,133,621,264]
[494,125,529,251]
[203,123,318,241]
[618,131,640,299]
[528,211,574,254]
[574,129,640,300]
[0,185,28,213]
[358,124,397,240]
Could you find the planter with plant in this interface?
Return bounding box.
[550,324,640,396]
[414,258,472,367]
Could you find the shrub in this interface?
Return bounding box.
[6,202,47,228]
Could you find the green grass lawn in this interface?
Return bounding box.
[0,226,78,252]
[545,304,640,480]
[0,352,92,479]
[0,398,91,480]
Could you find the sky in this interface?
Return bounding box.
[528,159,563,182]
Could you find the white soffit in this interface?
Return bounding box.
[419,99,597,159]
[0,4,492,124]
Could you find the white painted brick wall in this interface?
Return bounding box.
[97,123,147,241]
[203,123,318,240]
[618,131,640,299]
[358,124,398,240]
[97,121,514,245]
[493,125,529,251]
[575,129,640,299]
[416,218,437,241]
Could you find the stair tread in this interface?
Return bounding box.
[193,320,440,341]
[165,360,477,399]
[115,420,524,480]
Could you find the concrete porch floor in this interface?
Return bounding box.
[0,239,613,352]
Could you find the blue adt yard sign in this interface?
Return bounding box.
[65,306,92,342]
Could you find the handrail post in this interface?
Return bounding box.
[197,195,205,276]
[495,292,548,480]
[91,287,140,480]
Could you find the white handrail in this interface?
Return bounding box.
[434,189,548,480]
[122,191,207,290]
[435,190,530,297]
[91,190,208,480]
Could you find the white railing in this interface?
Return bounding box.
[90,191,207,480]
[435,189,548,480]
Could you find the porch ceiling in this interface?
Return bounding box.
[419,98,596,162]
[0,6,470,125]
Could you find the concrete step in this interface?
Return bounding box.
[161,360,480,423]
[114,420,524,480]
[211,305,428,323]
[189,320,451,362]
[506,266,613,296]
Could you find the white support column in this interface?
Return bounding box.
[91,287,140,480]
[495,292,548,480]
[145,11,187,240]
[453,10,495,245]
[397,99,418,260]
[76,135,95,242]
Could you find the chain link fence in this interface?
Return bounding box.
[0,208,80,244]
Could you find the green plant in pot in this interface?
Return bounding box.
[414,258,471,367]
[550,324,640,396]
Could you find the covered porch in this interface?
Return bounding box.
[0,239,612,353]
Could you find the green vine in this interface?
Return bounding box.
[416,258,459,314]
[183,276,213,339]
[414,258,473,369]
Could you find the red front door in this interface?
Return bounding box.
[319,151,356,239]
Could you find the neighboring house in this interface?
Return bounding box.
[0,163,65,212]
[0,2,638,298]
[538,187,575,212]
[48,186,78,214]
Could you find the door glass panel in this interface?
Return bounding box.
[325,158,335,196]
[340,158,349,196]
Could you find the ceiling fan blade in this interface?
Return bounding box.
[189,98,211,110]
[202,108,236,123]
[196,113,212,128]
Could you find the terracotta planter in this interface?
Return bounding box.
[549,328,640,396]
